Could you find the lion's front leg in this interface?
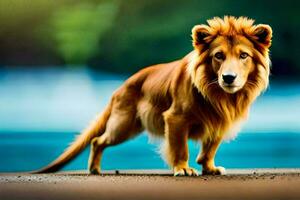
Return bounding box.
[163,113,198,176]
[196,137,226,175]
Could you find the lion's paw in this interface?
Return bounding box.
[202,166,226,175]
[174,167,199,176]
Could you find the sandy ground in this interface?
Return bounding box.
[1,169,300,200]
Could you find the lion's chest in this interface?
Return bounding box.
[188,101,247,140]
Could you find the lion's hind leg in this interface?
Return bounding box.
[88,105,143,174]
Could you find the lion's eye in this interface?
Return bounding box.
[215,52,224,60]
[240,52,249,59]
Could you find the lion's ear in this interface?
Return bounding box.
[192,25,211,48]
[252,24,272,47]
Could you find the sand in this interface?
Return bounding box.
[1,169,300,200]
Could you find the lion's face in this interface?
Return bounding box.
[190,16,272,95]
[210,35,256,93]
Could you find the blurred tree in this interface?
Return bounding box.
[0,0,60,65]
[50,1,119,64]
[0,0,299,78]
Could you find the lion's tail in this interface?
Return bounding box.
[32,103,112,173]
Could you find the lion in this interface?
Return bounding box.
[35,16,272,176]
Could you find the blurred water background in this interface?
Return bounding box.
[0,0,299,172]
[0,68,300,172]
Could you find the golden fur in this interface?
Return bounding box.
[36,16,272,176]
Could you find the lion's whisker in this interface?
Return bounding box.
[207,79,218,86]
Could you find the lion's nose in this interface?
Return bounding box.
[222,73,237,84]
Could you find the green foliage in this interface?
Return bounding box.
[50,1,119,64]
[0,0,299,76]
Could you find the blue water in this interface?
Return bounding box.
[0,68,300,172]
[0,131,299,172]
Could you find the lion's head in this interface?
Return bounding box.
[189,16,272,99]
